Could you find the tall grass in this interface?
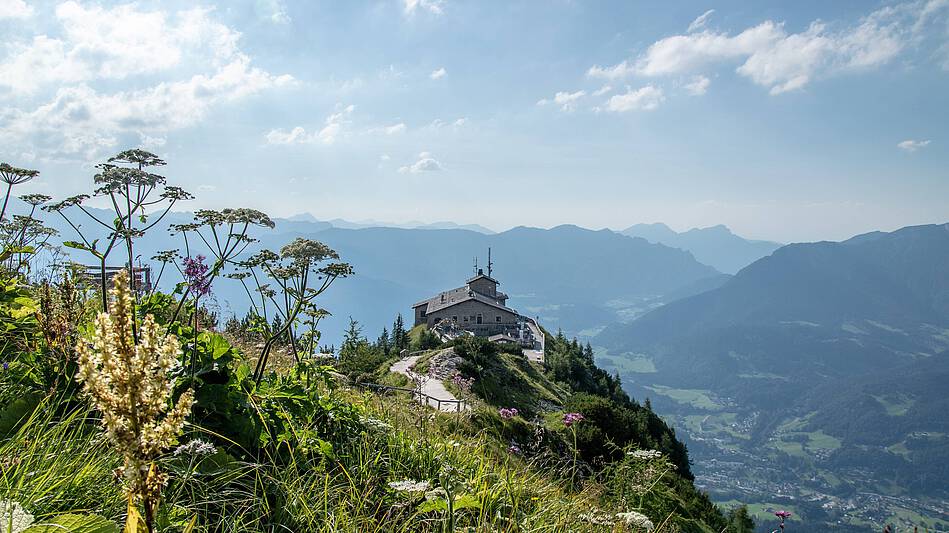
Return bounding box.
[1,386,684,532]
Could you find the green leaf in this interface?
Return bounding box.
[416,497,448,513]
[62,241,92,252]
[23,513,120,533]
[235,362,251,383]
[453,493,481,511]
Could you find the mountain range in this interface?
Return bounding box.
[595,223,949,530]
[621,223,782,274]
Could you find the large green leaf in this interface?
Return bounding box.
[23,513,119,533]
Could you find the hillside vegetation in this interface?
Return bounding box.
[0,152,755,532]
[596,223,949,530]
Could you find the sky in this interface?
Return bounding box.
[1,0,948,243]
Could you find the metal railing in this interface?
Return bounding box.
[361,382,468,412]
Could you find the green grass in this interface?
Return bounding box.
[872,393,916,416]
[594,349,657,374]
[2,384,714,532]
[644,385,723,411]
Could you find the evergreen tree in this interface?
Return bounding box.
[391,313,408,352]
[376,327,391,355]
[342,317,363,353]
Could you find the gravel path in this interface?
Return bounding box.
[389,352,467,412]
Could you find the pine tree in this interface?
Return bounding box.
[376,327,391,355]
[342,317,363,354]
[391,313,408,352]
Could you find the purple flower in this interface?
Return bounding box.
[562,412,584,427]
[499,407,519,420]
[774,510,792,520]
[182,254,212,298]
[451,373,474,392]
[507,443,522,455]
[1,361,8,371]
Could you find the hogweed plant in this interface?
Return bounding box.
[75,270,194,532]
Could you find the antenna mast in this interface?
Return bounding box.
[473,256,478,276]
[487,247,493,278]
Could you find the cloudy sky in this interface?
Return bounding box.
[1,0,947,242]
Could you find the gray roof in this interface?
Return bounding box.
[413,285,518,315]
[466,273,500,285]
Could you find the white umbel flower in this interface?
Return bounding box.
[0,500,33,533]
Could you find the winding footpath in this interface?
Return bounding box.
[389,350,467,412]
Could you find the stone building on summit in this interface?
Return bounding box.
[412,268,519,336]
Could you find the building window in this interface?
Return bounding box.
[452,316,458,322]
[463,316,468,322]
[496,315,502,322]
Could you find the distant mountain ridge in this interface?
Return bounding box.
[595,222,949,527]
[286,213,495,234]
[620,222,781,274]
[26,199,718,346]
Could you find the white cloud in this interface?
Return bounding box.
[138,132,167,149]
[266,104,354,146]
[601,85,665,112]
[537,90,586,111]
[430,67,447,79]
[4,57,292,159]
[592,84,613,96]
[398,151,442,173]
[688,9,715,33]
[371,122,407,135]
[0,0,32,19]
[592,5,912,94]
[587,60,635,80]
[403,0,444,15]
[684,75,710,95]
[428,117,466,129]
[897,139,931,151]
[0,2,241,94]
[197,184,217,192]
[259,0,291,24]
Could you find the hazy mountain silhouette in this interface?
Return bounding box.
[620,223,781,274]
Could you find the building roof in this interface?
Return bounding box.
[413,286,518,315]
[466,272,499,285]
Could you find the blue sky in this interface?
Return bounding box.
[1,0,947,242]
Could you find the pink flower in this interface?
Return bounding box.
[774,510,792,519]
[182,255,212,298]
[499,407,519,420]
[563,412,584,427]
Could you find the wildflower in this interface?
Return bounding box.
[774,510,792,519]
[451,373,474,392]
[627,449,663,460]
[0,500,33,533]
[182,254,212,297]
[361,417,393,432]
[75,270,194,528]
[507,443,522,455]
[562,412,584,427]
[499,407,519,420]
[616,510,655,531]
[173,439,217,458]
[1,362,7,371]
[579,510,615,526]
[388,480,431,493]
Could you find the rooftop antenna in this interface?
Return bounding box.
[487,247,493,278]
[472,256,478,276]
